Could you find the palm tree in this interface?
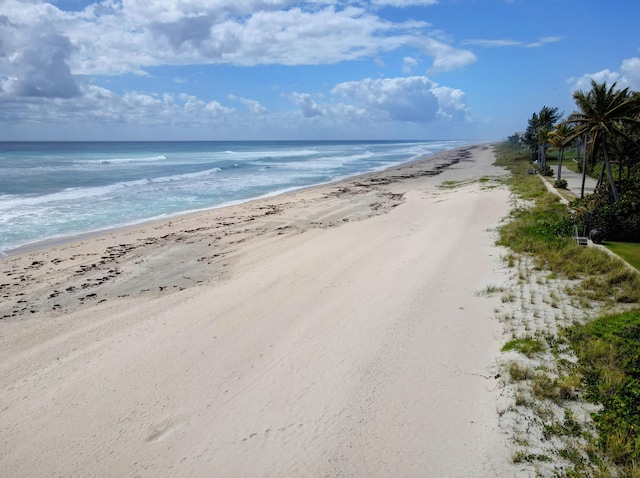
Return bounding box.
[548,122,574,182]
[537,126,551,172]
[524,106,562,161]
[567,80,640,202]
[538,106,562,130]
[609,122,640,180]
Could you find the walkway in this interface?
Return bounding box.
[549,162,597,199]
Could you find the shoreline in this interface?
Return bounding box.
[0,143,516,476]
[2,145,470,257]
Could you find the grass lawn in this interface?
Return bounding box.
[605,241,640,271]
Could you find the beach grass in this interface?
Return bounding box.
[566,310,640,474]
[494,143,640,304]
[494,142,640,477]
[501,336,545,358]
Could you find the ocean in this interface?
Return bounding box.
[0,140,469,254]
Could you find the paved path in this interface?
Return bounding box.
[549,162,597,199]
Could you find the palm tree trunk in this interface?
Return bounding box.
[537,146,542,167]
[602,138,620,202]
[557,150,563,181]
[581,135,588,199]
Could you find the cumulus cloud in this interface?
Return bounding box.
[0,15,81,98]
[331,76,470,123]
[0,0,477,137]
[621,57,640,89]
[149,6,429,67]
[432,85,471,121]
[228,94,267,114]
[567,54,640,93]
[0,84,234,126]
[290,92,324,117]
[568,69,624,93]
[1,0,469,75]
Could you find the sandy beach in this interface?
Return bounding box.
[0,144,516,476]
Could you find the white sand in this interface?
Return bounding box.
[0,145,516,476]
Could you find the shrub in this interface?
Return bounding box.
[570,179,640,242]
[555,178,568,189]
[541,165,554,177]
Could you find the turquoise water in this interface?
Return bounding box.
[0,140,468,252]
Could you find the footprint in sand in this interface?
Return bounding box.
[146,419,179,443]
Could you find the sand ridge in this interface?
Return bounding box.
[0,144,518,477]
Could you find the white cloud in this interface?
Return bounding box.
[525,36,562,48]
[1,0,469,76]
[402,56,418,74]
[461,36,562,49]
[0,14,82,98]
[621,57,640,90]
[567,69,623,93]
[331,76,470,123]
[566,55,640,93]
[289,92,324,117]
[228,94,267,114]
[0,83,234,126]
[375,57,387,68]
[461,39,521,48]
[417,38,477,73]
[370,0,438,6]
[432,85,471,121]
[0,1,477,138]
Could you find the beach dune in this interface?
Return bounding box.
[0,145,514,476]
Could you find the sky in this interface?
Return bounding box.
[1,0,639,141]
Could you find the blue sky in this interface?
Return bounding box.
[1,0,639,141]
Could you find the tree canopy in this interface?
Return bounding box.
[566,80,640,201]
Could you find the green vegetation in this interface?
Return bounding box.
[508,362,535,381]
[517,81,640,242]
[501,336,545,357]
[566,310,640,473]
[476,284,505,296]
[568,81,640,202]
[571,178,640,243]
[495,142,640,476]
[500,82,640,474]
[555,178,568,189]
[605,242,640,271]
[494,143,640,304]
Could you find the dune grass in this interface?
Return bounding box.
[501,336,545,357]
[494,143,640,305]
[494,143,640,476]
[566,310,640,474]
